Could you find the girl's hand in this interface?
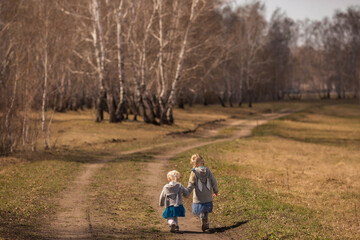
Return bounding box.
[213,193,217,198]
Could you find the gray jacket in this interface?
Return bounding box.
[159,182,190,208]
[187,167,218,204]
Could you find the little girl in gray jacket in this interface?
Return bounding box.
[159,170,190,233]
[187,154,218,232]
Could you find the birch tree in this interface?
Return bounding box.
[89,0,109,122]
[339,7,360,102]
[236,2,267,106]
[265,9,294,101]
[125,0,158,124]
[41,3,50,150]
[114,0,126,121]
[157,0,200,124]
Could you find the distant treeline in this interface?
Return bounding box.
[0,0,359,154]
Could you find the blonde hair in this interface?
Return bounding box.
[167,170,180,182]
[190,154,205,168]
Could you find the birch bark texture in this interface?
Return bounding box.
[158,0,200,124]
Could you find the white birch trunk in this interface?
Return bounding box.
[42,25,49,150]
[5,72,18,152]
[138,1,158,123]
[141,1,157,88]
[238,61,243,106]
[90,0,105,90]
[157,0,166,113]
[115,0,126,121]
[162,0,199,123]
[164,0,180,73]
[116,0,124,105]
[22,76,28,147]
[90,0,110,122]
[5,73,17,132]
[124,2,157,123]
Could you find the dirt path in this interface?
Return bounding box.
[50,163,104,240]
[49,112,289,240]
[145,112,289,240]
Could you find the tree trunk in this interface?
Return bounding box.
[4,72,18,153]
[41,10,50,150]
[157,0,167,121]
[90,0,108,122]
[160,0,199,124]
[218,95,226,107]
[114,0,126,122]
[238,72,243,107]
[229,92,233,107]
[42,40,49,150]
[166,107,174,124]
[96,89,106,122]
[56,73,66,112]
[107,90,116,122]
[144,96,157,124]
[248,89,253,108]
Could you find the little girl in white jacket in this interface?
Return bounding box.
[159,170,190,233]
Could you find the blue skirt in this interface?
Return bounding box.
[192,202,213,215]
[162,205,185,218]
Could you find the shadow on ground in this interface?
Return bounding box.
[0,217,49,240]
[209,220,249,233]
[178,220,249,235]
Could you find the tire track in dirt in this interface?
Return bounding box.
[145,112,291,240]
[50,163,103,239]
[49,157,115,240]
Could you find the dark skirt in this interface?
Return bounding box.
[162,205,186,218]
[192,202,213,215]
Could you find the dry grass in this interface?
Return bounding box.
[0,159,81,239]
[215,136,360,238]
[181,101,360,239]
[46,108,229,153]
[45,101,310,152]
[1,100,359,239]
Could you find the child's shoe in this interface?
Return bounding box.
[170,223,176,233]
[175,226,179,232]
[205,223,209,230]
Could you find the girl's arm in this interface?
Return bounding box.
[159,188,165,207]
[181,185,190,198]
[186,172,195,193]
[210,170,219,195]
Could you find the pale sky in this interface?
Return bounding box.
[235,0,360,21]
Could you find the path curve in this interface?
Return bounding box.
[49,111,291,239]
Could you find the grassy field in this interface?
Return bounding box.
[0,100,359,239]
[0,155,82,239]
[169,100,360,239]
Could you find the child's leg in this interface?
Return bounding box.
[200,212,209,231]
[199,212,208,220]
[167,217,176,226]
[167,217,177,232]
[174,217,180,231]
